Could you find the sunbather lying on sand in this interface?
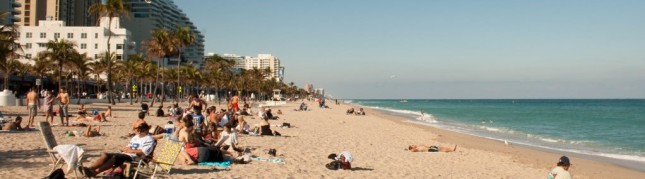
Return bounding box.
[84,125,101,137]
[407,144,457,152]
[2,116,24,131]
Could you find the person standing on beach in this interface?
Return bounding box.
[549,156,572,179]
[230,94,240,112]
[26,87,39,128]
[56,88,70,126]
[43,91,55,124]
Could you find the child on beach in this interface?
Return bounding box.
[549,156,572,179]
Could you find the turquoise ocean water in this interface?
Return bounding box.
[348,99,645,168]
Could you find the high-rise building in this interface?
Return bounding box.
[16,16,133,79]
[221,53,285,82]
[1,0,21,25]
[304,84,314,93]
[11,0,98,27]
[121,0,205,68]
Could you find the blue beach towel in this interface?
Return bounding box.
[198,158,233,168]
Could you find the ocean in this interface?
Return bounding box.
[348,99,645,169]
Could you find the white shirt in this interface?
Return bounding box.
[335,151,353,162]
[215,131,237,146]
[550,166,572,179]
[125,134,155,159]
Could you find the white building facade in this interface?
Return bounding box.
[16,16,132,71]
[220,53,285,82]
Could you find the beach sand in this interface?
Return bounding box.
[0,101,643,178]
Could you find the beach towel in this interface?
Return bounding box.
[250,156,285,164]
[53,144,84,172]
[198,158,233,168]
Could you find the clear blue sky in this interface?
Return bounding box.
[174,0,645,99]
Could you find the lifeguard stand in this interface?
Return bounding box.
[272,89,282,100]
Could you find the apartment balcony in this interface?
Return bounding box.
[12,1,21,8]
[12,9,21,15]
[11,16,20,22]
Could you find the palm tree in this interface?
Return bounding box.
[203,54,235,100]
[43,39,77,91]
[121,54,144,105]
[0,12,22,90]
[143,28,177,107]
[89,0,130,105]
[68,52,91,104]
[88,56,109,98]
[173,26,195,100]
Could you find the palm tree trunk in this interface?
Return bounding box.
[106,17,115,105]
[150,58,160,107]
[129,79,133,105]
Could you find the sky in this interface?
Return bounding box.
[174,0,645,99]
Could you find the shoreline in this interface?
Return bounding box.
[358,103,645,178]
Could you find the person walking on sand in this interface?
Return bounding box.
[549,156,572,179]
[43,91,55,124]
[26,87,39,128]
[56,88,70,126]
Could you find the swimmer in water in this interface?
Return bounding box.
[482,120,486,124]
[490,120,494,124]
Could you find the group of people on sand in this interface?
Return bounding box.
[345,108,366,115]
[79,94,285,177]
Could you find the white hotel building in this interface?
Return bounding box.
[16,16,132,65]
[220,53,285,82]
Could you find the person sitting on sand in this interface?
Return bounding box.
[549,156,572,179]
[140,102,149,116]
[355,108,366,115]
[276,109,282,115]
[78,104,87,116]
[2,116,24,131]
[407,144,457,152]
[104,106,113,118]
[123,112,148,138]
[299,102,307,111]
[266,108,278,120]
[204,122,221,144]
[156,105,165,117]
[169,103,182,117]
[84,125,101,137]
[346,108,355,115]
[236,116,251,134]
[215,122,241,156]
[253,115,281,136]
[93,112,107,122]
[79,123,155,177]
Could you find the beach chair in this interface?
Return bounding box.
[132,139,184,178]
[38,121,84,178]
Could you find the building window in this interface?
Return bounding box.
[95,54,99,59]
[26,32,32,38]
[24,17,30,22]
[26,0,31,3]
[116,44,123,49]
[95,44,98,49]
[81,33,87,39]
[54,33,60,38]
[38,43,46,47]
[116,54,122,60]
[95,33,98,38]
[80,43,87,49]
[67,33,73,38]
[25,43,32,49]
[25,54,32,59]
[40,32,46,38]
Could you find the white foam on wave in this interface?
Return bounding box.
[479,126,501,132]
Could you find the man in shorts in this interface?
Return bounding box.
[79,123,155,177]
[26,87,39,128]
[56,88,70,126]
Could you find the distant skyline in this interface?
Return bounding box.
[175,0,645,99]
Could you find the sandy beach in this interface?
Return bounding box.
[0,101,643,178]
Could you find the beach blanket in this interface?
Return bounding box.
[198,158,233,168]
[53,144,84,172]
[250,156,285,164]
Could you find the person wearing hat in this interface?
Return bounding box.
[79,123,155,177]
[549,156,572,179]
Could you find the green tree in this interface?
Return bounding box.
[44,39,77,91]
[143,28,177,107]
[0,12,22,90]
[89,0,130,105]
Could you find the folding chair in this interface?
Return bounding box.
[132,139,184,178]
[38,121,84,178]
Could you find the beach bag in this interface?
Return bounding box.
[47,168,65,179]
[281,123,291,128]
